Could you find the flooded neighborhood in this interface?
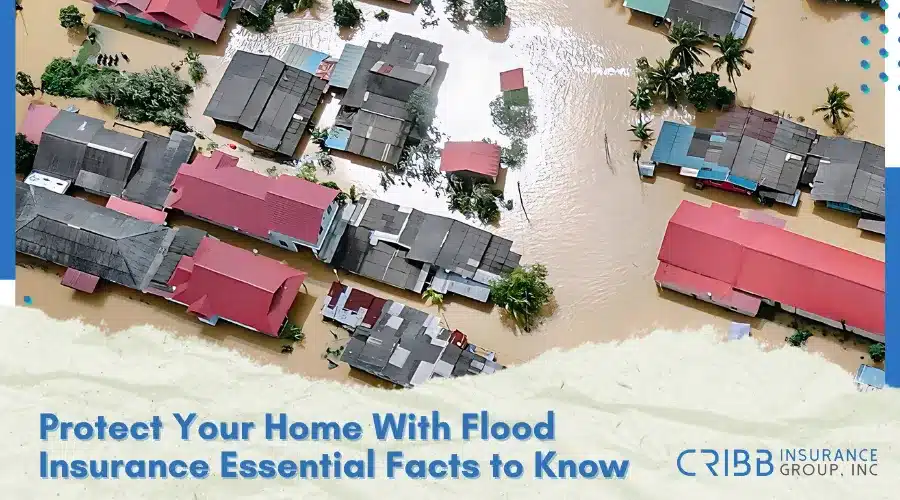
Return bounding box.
[14,0,887,384]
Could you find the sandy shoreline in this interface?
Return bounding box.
[14,0,886,380]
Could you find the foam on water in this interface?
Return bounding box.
[0,306,897,498]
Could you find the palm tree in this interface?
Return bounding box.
[629,86,652,112]
[628,119,655,149]
[666,21,710,73]
[422,288,449,326]
[645,58,685,105]
[813,85,854,129]
[711,34,753,94]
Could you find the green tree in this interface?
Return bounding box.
[714,85,735,110]
[628,118,654,148]
[319,180,348,204]
[422,288,444,308]
[15,133,38,176]
[59,5,85,30]
[711,33,753,94]
[489,264,554,332]
[472,0,507,27]
[869,342,885,363]
[348,185,360,203]
[629,85,652,112]
[185,48,206,84]
[685,71,720,112]
[645,58,685,105]
[406,86,436,134]
[666,21,710,74]
[447,179,503,224]
[374,9,390,21]
[238,2,277,32]
[489,94,537,138]
[445,0,468,21]
[813,84,854,128]
[500,137,527,170]
[15,71,37,96]
[786,329,812,347]
[279,320,305,342]
[297,162,318,182]
[333,0,363,28]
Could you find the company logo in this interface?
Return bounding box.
[677,448,878,478]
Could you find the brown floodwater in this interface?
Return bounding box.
[15,0,886,379]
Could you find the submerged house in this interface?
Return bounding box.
[806,136,885,235]
[90,0,230,42]
[623,0,755,38]
[655,200,884,341]
[325,198,521,302]
[21,106,196,206]
[165,151,341,255]
[652,107,818,206]
[327,34,443,166]
[440,141,502,183]
[204,48,330,156]
[324,282,503,388]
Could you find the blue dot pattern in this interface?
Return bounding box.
[880,24,890,35]
[861,84,871,94]
[862,59,871,69]
[881,48,890,58]
[23,296,32,305]
[861,35,871,46]
[880,72,889,82]
[862,12,871,22]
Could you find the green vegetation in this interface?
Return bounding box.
[40,58,193,131]
[645,58,685,105]
[786,329,813,347]
[445,0,469,22]
[500,137,527,170]
[686,72,734,112]
[489,93,536,138]
[489,264,554,332]
[447,177,507,224]
[238,2,277,33]
[333,0,363,28]
[16,71,37,96]
[406,86,437,135]
[666,21,710,73]
[472,0,507,27]
[711,33,754,93]
[319,180,349,204]
[422,288,445,308]
[15,134,38,176]
[813,84,854,134]
[628,118,654,148]
[279,321,305,342]
[629,86,652,112]
[347,185,360,203]
[869,342,885,363]
[59,5,85,30]
[375,10,390,21]
[184,48,206,84]
[311,127,330,148]
[297,162,318,182]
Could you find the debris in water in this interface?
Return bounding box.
[281,345,294,354]
[120,52,130,62]
[327,360,339,370]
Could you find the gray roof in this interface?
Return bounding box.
[32,111,146,196]
[232,0,269,16]
[337,295,503,387]
[343,35,442,109]
[330,44,366,90]
[148,226,208,291]
[331,198,521,300]
[15,182,173,290]
[121,131,196,209]
[666,0,748,39]
[346,110,409,165]
[857,218,885,235]
[809,137,885,217]
[205,50,326,156]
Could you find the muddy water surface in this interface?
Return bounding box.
[15,0,886,380]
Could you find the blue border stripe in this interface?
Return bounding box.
[3,8,14,280]
[887,169,897,388]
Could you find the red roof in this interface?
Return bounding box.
[61,269,100,293]
[500,68,526,92]
[168,237,306,336]
[323,281,388,327]
[20,104,60,144]
[166,151,339,246]
[94,0,227,41]
[657,201,885,336]
[106,196,168,224]
[440,141,501,179]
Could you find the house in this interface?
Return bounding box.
[203,48,329,156]
[15,181,174,291]
[28,110,146,196]
[231,0,268,16]
[439,141,502,183]
[807,136,885,231]
[328,34,443,166]
[165,151,341,255]
[165,236,306,336]
[854,364,885,392]
[324,282,503,387]
[651,107,818,206]
[329,44,366,90]
[326,197,521,302]
[19,103,59,144]
[120,130,197,209]
[655,200,884,341]
[90,0,230,42]
[624,0,754,39]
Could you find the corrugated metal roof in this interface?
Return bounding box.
[810,136,885,217]
[331,44,366,89]
[121,131,196,209]
[439,141,501,178]
[623,0,670,18]
[666,0,749,39]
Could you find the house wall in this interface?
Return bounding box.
[268,201,338,253]
[656,280,760,317]
[779,303,882,342]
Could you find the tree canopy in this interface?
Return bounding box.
[489,264,554,332]
[711,33,753,92]
[333,0,363,28]
[813,84,854,128]
[666,21,710,73]
[472,0,507,27]
[59,5,85,30]
[15,134,38,176]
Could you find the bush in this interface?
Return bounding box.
[238,2,277,32]
[489,264,554,332]
[374,9,389,21]
[869,343,885,363]
[59,5,84,30]
[15,133,38,176]
[319,181,348,204]
[472,0,507,27]
[41,57,104,97]
[15,72,36,96]
[501,137,527,170]
[447,178,504,224]
[185,48,206,84]
[786,329,813,347]
[333,0,363,28]
[489,94,536,139]
[686,72,719,112]
[406,86,436,134]
[714,86,735,110]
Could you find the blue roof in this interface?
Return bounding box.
[325,127,351,151]
[652,122,728,173]
[280,44,329,75]
[727,175,759,191]
[697,166,729,181]
[330,44,366,90]
[855,364,885,388]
